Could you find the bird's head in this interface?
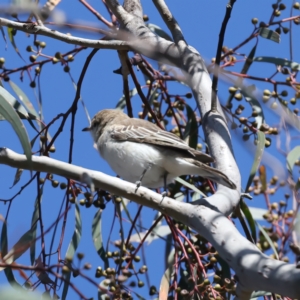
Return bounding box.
[82,109,127,142]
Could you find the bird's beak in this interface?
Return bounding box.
[82,126,91,132]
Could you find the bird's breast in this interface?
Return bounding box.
[97,132,167,187]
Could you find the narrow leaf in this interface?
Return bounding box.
[241,45,257,75]
[7,27,25,61]
[216,255,231,282]
[9,81,39,119]
[251,291,272,299]
[0,85,29,119]
[175,177,206,197]
[1,222,23,288]
[253,56,300,71]
[146,23,173,42]
[148,86,159,106]
[62,203,82,300]
[0,86,32,165]
[258,28,280,43]
[159,248,174,300]
[242,84,265,129]
[245,131,265,192]
[183,104,198,149]
[287,145,300,174]
[240,200,257,243]
[92,209,109,269]
[248,207,268,221]
[30,194,41,266]
[10,168,23,188]
[0,227,35,271]
[277,100,300,130]
[116,88,137,110]
[0,25,7,48]
[256,222,279,259]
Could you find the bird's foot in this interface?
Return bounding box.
[159,190,167,205]
[135,180,142,193]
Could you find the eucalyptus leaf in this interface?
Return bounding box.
[175,177,206,197]
[0,86,32,165]
[92,209,109,269]
[245,131,265,192]
[146,23,173,42]
[253,56,300,70]
[183,104,198,149]
[0,227,35,271]
[62,203,82,300]
[9,81,38,119]
[116,88,137,110]
[256,222,279,259]
[258,28,280,43]
[287,145,300,174]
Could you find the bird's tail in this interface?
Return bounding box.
[185,159,236,189]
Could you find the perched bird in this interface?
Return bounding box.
[83,109,236,190]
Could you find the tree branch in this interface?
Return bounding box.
[0,18,130,50]
[1,147,300,298]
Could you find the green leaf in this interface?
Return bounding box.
[242,85,265,129]
[0,26,7,47]
[146,23,173,42]
[241,44,257,75]
[258,28,280,43]
[248,207,268,221]
[164,234,173,271]
[0,86,32,165]
[250,291,271,299]
[1,222,23,289]
[245,131,265,192]
[10,168,23,188]
[9,81,38,119]
[253,56,300,70]
[183,104,198,149]
[92,209,109,269]
[147,86,159,106]
[175,177,206,197]
[115,88,137,110]
[62,203,82,300]
[7,27,25,61]
[277,100,300,130]
[256,222,279,259]
[216,255,231,282]
[0,86,29,119]
[30,193,41,266]
[240,200,257,243]
[159,248,174,300]
[287,145,300,174]
[0,226,35,271]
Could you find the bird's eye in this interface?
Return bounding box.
[92,121,99,128]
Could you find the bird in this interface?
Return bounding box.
[82,109,236,190]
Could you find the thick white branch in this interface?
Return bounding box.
[0,147,300,298]
[0,18,130,50]
[105,0,241,214]
[1,1,293,297]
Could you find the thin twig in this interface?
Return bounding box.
[211,0,236,112]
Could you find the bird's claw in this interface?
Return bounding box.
[160,191,167,205]
[135,180,141,193]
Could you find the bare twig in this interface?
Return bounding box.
[211,0,236,112]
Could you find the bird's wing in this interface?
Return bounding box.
[110,123,214,163]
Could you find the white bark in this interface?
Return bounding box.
[1,148,300,299]
[0,18,130,50]
[0,0,298,298]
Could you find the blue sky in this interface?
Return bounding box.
[0,0,300,299]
